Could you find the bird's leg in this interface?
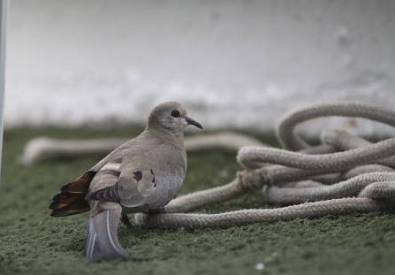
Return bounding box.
[121,209,132,228]
[147,207,166,214]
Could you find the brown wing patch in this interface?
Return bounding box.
[50,171,96,217]
[60,171,95,194]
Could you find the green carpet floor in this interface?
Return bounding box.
[0,127,394,275]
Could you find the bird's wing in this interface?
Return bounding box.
[118,143,186,209]
[49,130,163,217]
[89,143,186,210]
[89,159,157,210]
[49,137,140,217]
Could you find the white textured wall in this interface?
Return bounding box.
[5,0,395,135]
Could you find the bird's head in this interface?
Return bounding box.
[147,101,203,135]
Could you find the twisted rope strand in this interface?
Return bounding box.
[277,103,395,150]
[342,165,394,179]
[321,129,395,167]
[21,132,264,166]
[264,172,395,205]
[358,181,395,200]
[238,138,395,171]
[164,179,243,213]
[135,198,386,229]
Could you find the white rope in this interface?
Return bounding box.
[342,164,394,179]
[135,198,386,229]
[321,129,395,167]
[358,181,395,200]
[20,132,265,166]
[238,138,395,171]
[276,103,395,150]
[264,172,395,205]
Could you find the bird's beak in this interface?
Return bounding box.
[184,116,203,129]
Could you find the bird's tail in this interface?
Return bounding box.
[49,171,96,217]
[86,207,128,262]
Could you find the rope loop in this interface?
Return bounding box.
[237,169,271,191]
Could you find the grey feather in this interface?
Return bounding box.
[86,206,128,262]
[88,183,120,203]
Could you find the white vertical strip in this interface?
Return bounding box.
[0,0,8,182]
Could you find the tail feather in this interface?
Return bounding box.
[50,171,96,217]
[86,208,128,262]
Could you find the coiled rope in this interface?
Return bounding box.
[134,103,395,229]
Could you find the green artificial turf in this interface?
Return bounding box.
[1,127,395,275]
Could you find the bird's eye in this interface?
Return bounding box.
[171,110,180,117]
[133,171,142,181]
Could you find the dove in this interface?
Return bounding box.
[49,101,203,262]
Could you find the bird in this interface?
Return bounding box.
[49,101,203,262]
